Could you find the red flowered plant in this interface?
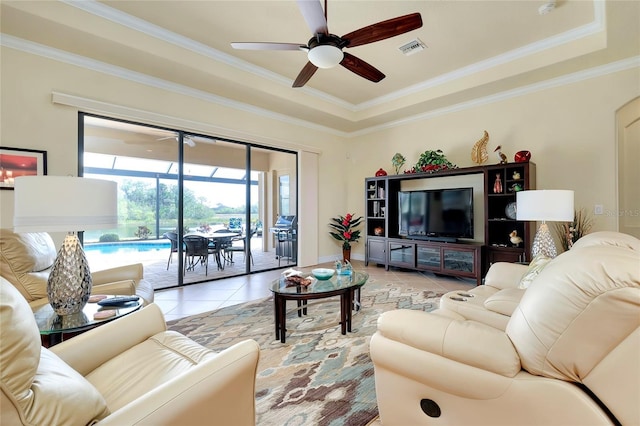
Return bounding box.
[328,213,363,250]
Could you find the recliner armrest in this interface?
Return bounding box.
[91,263,143,285]
[484,287,525,316]
[92,280,136,295]
[484,262,528,290]
[50,303,166,375]
[376,309,521,377]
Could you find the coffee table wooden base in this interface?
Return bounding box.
[273,287,361,343]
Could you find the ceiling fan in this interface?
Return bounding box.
[157,135,196,147]
[231,0,422,88]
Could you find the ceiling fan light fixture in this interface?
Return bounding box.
[308,45,343,68]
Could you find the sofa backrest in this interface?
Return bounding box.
[0,229,56,302]
[507,242,640,425]
[571,230,640,251]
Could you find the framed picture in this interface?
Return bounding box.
[0,147,47,190]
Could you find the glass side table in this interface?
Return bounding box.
[34,297,142,347]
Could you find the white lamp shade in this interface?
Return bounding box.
[308,45,344,68]
[14,176,117,232]
[516,190,574,222]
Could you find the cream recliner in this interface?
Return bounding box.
[0,278,260,425]
[437,231,640,330]
[370,235,639,425]
[0,229,154,309]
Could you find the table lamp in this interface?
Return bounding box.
[516,190,574,258]
[13,176,117,315]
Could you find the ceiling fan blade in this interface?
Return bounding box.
[340,52,385,83]
[297,0,328,36]
[292,61,319,87]
[231,42,307,51]
[341,13,422,48]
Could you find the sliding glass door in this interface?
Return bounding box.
[80,114,297,290]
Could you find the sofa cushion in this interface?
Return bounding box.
[86,330,216,412]
[0,229,56,272]
[518,253,552,289]
[0,229,56,302]
[1,279,110,425]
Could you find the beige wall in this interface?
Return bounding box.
[346,68,640,257]
[2,45,639,262]
[0,47,348,260]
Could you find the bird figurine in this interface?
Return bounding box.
[509,230,523,247]
[494,145,507,164]
[470,130,489,165]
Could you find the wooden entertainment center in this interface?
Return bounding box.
[365,162,536,285]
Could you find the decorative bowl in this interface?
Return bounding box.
[311,268,335,280]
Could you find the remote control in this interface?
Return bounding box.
[97,295,140,306]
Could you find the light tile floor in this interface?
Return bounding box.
[155,260,477,322]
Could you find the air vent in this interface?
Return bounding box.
[398,38,427,56]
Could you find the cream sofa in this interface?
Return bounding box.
[0,278,260,425]
[370,232,639,425]
[0,229,154,309]
[438,231,640,330]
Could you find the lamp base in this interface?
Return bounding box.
[47,233,92,315]
[531,222,558,258]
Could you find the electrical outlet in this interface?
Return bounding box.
[594,204,604,215]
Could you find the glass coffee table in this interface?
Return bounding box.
[34,297,142,347]
[270,271,369,343]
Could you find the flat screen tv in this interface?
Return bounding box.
[398,187,474,241]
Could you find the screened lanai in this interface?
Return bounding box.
[81,114,298,289]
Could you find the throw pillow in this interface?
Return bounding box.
[518,253,552,289]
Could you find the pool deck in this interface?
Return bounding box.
[86,236,295,290]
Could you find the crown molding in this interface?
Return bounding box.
[2,0,636,139]
[62,0,607,113]
[1,34,347,138]
[358,0,607,110]
[351,55,640,137]
[61,0,356,112]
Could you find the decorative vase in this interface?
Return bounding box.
[514,150,531,163]
[47,234,92,315]
[342,247,351,263]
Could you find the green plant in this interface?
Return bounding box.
[554,207,593,251]
[99,233,120,242]
[134,225,151,239]
[328,213,363,250]
[407,149,457,173]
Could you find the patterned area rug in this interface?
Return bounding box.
[167,274,447,425]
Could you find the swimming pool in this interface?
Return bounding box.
[84,241,171,254]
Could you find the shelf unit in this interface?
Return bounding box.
[364,162,536,283]
[484,162,536,265]
[365,178,388,238]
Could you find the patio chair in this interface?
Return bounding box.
[213,228,234,266]
[225,228,256,266]
[183,235,210,276]
[163,231,179,270]
[208,238,226,271]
